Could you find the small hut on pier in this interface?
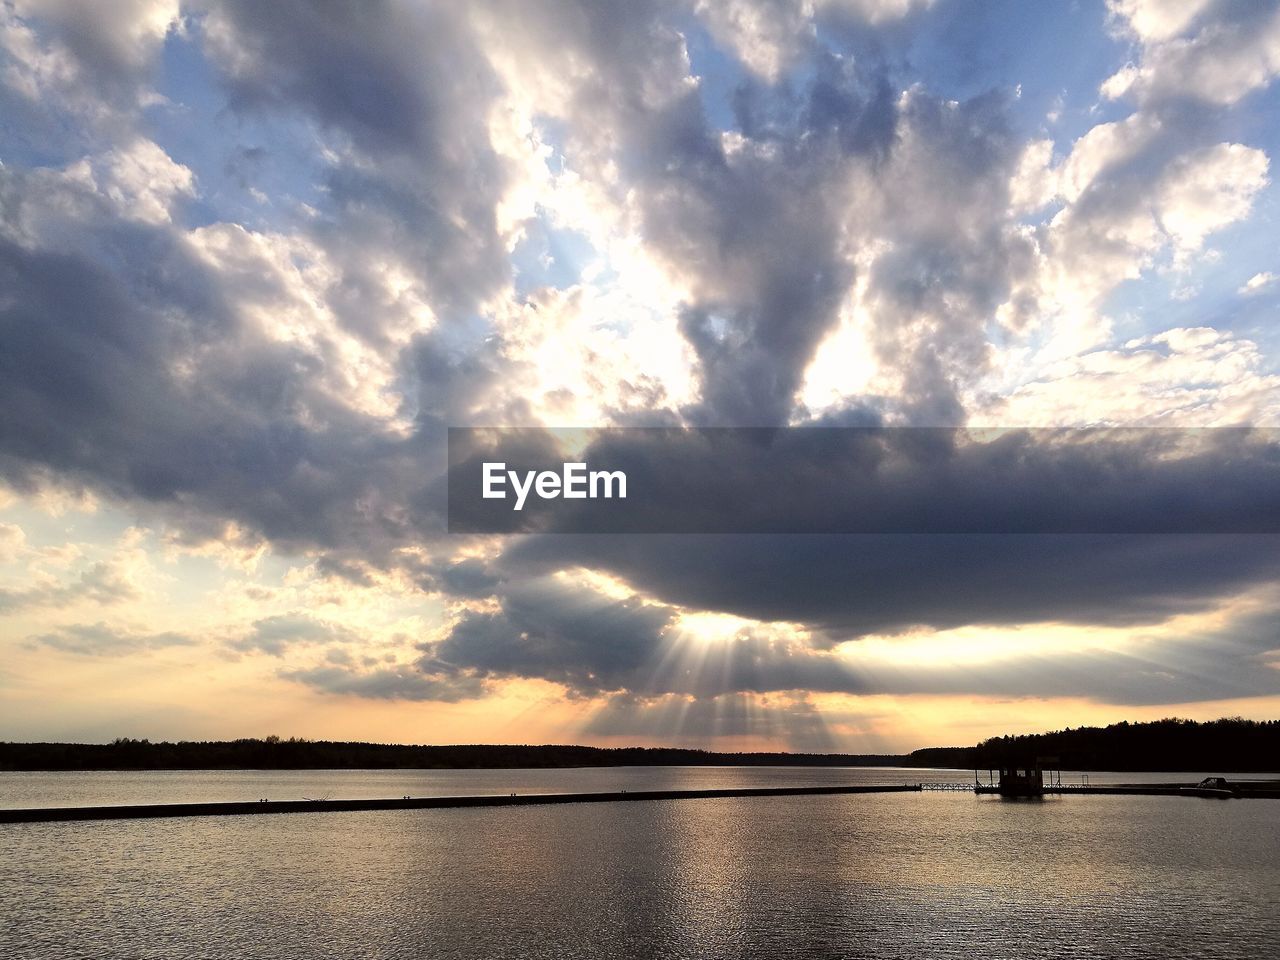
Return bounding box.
[978,755,1061,797]
[996,764,1044,797]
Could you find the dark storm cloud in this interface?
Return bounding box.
[432,576,675,696]
[504,533,1280,640]
[425,558,506,600]
[0,92,494,578]
[1,4,518,571]
[419,570,1280,706]
[0,231,419,554]
[421,425,1280,707]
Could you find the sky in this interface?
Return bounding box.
[1,0,1279,753]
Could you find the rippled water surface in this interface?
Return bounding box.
[0,765,1245,808]
[2,768,1277,959]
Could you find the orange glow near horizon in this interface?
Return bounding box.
[2,492,1278,753]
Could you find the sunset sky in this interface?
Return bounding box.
[2,0,1279,752]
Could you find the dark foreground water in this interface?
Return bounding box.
[1,768,1277,959]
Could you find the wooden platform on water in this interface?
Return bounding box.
[0,783,922,824]
[962,782,1280,798]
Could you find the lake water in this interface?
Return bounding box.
[1,767,1277,959]
[0,765,1249,809]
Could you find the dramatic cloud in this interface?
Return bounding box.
[0,0,178,129]
[433,575,675,696]
[413,563,1280,707]
[504,534,1280,641]
[1104,0,1280,106]
[200,0,514,327]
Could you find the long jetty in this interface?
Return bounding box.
[0,783,921,824]
[6,780,1277,824]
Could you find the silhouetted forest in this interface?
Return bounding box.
[907,717,1280,772]
[0,737,902,771]
[1,717,1275,771]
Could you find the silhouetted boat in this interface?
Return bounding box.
[1180,777,1236,799]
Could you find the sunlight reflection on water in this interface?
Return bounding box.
[0,765,1246,809]
[1,771,1277,959]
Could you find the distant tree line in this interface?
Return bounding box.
[0,735,903,771]
[1,717,1275,772]
[907,717,1280,772]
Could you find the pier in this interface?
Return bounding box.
[0,783,921,824]
[5,779,1277,824]
[923,780,1280,797]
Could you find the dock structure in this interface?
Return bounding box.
[968,755,1063,797]
[926,781,1280,798]
[4,779,1277,824]
[0,783,921,824]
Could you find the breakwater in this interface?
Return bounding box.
[6,780,1278,824]
[0,783,922,823]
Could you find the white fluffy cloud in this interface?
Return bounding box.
[1108,0,1215,43]
[695,0,931,81]
[1006,130,1269,366]
[1104,0,1280,105]
[981,327,1280,426]
[1239,271,1277,295]
[1,0,178,122]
